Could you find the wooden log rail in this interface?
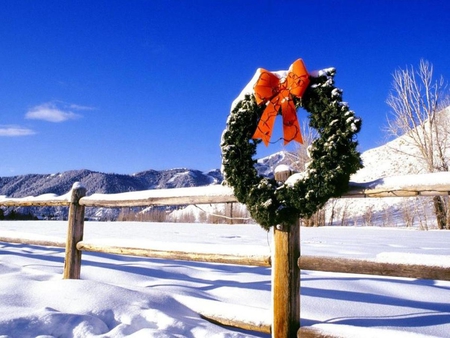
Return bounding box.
[345,172,450,198]
[79,185,238,207]
[0,236,65,248]
[299,256,450,281]
[2,171,450,338]
[76,241,271,267]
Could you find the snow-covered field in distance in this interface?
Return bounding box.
[1,221,450,337]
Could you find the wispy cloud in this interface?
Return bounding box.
[25,101,91,122]
[67,103,96,111]
[0,125,36,137]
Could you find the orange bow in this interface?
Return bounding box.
[252,59,310,146]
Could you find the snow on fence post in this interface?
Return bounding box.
[63,182,87,279]
[272,166,300,338]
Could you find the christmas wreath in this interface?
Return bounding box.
[221,59,362,230]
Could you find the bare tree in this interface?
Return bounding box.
[326,199,339,226]
[292,122,328,226]
[400,199,415,228]
[292,121,318,172]
[380,203,393,227]
[362,204,375,226]
[338,200,352,226]
[386,59,450,229]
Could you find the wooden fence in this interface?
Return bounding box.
[1,170,450,338]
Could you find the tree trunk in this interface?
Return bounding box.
[433,196,446,230]
[446,198,450,230]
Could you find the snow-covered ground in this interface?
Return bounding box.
[1,221,450,337]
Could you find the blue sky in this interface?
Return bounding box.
[1,0,450,176]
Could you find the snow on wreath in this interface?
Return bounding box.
[221,59,363,230]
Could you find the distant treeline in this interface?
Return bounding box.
[0,209,38,221]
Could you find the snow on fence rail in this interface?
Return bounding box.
[2,171,450,338]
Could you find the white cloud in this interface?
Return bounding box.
[67,103,96,111]
[25,102,86,122]
[0,126,36,137]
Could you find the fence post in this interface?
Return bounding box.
[272,167,300,337]
[63,182,87,279]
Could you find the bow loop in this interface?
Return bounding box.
[253,70,280,104]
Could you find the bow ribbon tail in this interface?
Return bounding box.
[252,102,278,146]
[281,99,303,145]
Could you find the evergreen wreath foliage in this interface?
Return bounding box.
[221,68,363,230]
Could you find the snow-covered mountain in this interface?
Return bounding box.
[255,151,300,177]
[0,168,222,198]
[0,168,223,220]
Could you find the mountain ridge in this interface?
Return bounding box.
[0,149,306,199]
[0,168,223,198]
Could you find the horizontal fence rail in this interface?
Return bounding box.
[0,236,65,248]
[345,172,450,198]
[299,256,450,281]
[0,194,70,206]
[79,185,238,207]
[76,241,272,267]
[2,171,450,338]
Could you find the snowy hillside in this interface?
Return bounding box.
[352,137,427,182]
[340,107,450,228]
[353,106,450,182]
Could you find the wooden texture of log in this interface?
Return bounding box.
[76,242,271,267]
[199,314,271,334]
[272,167,301,338]
[79,185,238,207]
[0,236,65,248]
[345,172,450,198]
[0,199,70,207]
[199,315,340,338]
[297,327,341,338]
[63,184,86,279]
[299,256,450,281]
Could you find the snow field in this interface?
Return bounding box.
[0,221,450,337]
